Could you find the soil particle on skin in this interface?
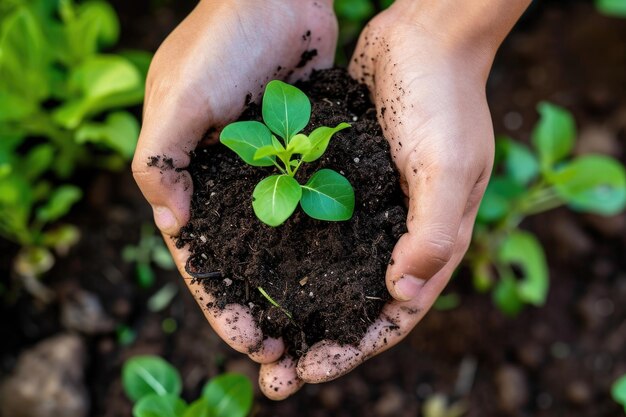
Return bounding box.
[296,49,318,68]
[176,68,407,356]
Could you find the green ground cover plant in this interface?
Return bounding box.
[122,355,253,417]
[466,102,626,315]
[0,0,150,298]
[612,374,626,412]
[220,80,355,227]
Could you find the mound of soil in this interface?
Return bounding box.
[176,68,407,355]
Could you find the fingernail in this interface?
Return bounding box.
[394,274,426,301]
[153,206,178,234]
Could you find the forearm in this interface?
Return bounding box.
[391,0,531,78]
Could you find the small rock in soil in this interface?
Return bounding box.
[374,385,405,416]
[495,365,529,413]
[0,334,88,417]
[566,380,592,406]
[61,289,115,334]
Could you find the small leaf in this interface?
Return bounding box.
[202,373,254,417]
[611,374,626,410]
[253,145,279,161]
[476,177,525,224]
[252,175,301,227]
[531,102,576,171]
[498,137,539,185]
[75,111,139,159]
[183,399,211,417]
[549,155,626,215]
[35,185,82,223]
[220,121,275,166]
[152,244,175,270]
[493,276,525,316]
[262,80,311,141]
[498,230,549,306]
[137,263,155,288]
[22,144,55,181]
[122,356,182,402]
[300,169,355,221]
[286,134,311,155]
[132,394,187,417]
[302,122,351,162]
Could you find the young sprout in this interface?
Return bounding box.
[220,80,355,226]
[257,286,292,320]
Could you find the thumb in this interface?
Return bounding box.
[386,160,473,301]
[132,94,209,236]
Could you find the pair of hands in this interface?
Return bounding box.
[132,0,501,400]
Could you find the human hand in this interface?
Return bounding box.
[131,0,337,399]
[289,0,529,389]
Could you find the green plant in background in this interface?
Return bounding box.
[220,80,355,227]
[467,102,626,315]
[0,0,151,298]
[122,355,253,417]
[123,223,175,289]
[612,374,626,412]
[596,0,626,17]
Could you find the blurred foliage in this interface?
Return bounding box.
[0,0,151,299]
[596,0,626,17]
[122,355,254,417]
[613,374,626,412]
[467,102,626,315]
[122,223,175,289]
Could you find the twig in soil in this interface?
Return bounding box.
[184,258,222,280]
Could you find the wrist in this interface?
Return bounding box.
[388,0,530,81]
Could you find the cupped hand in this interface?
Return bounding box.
[292,4,496,385]
[131,0,337,399]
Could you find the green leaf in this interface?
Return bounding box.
[253,145,279,161]
[493,276,525,316]
[121,49,153,79]
[35,185,82,223]
[300,169,355,221]
[133,394,187,417]
[498,137,539,185]
[220,121,275,167]
[152,244,175,270]
[75,111,140,159]
[612,374,626,410]
[122,356,182,402]
[137,262,155,288]
[262,80,311,141]
[550,155,626,215]
[476,177,526,224]
[0,92,37,122]
[286,133,311,155]
[0,7,49,101]
[531,102,576,171]
[63,0,120,63]
[42,224,80,254]
[252,175,301,227]
[202,373,253,417]
[22,144,54,180]
[498,230,549,306]
[183,399,211,417]
[302,122,351,162]
[53,54,143,128]
[596,0,626,17]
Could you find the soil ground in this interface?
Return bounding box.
[1,2,625,416]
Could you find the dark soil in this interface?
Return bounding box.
[176,68,407,355]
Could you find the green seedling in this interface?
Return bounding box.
[122,355,253,417]
[122,224,175,289]
[0,0,151,299]
[466,102,626,315]
[258,286,292,319]
[220,80,355,227]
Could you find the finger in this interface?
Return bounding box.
[259,356,304,400]
[164,237,284,363]
[298,207,478,383]
[385,155,478,301]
